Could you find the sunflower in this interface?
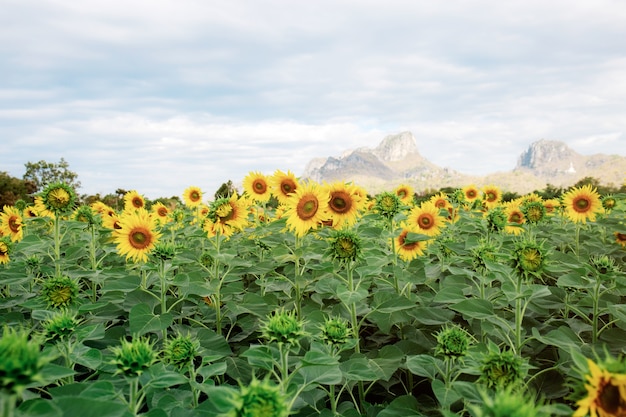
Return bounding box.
[429,192,450,210]
[562,184,603,224]
[0,238,11,265]
[482,185,502,210]
[323,181,366,229]
[270,170,299,206]
[183,186,203,208]
[0,206,24,242]
[394,224,429,262]
[33,196,55,218]
[615,232,626,249]
[243,172,272,204]
[207,194,249,237]
[394,184,415,205]
[40,182,77,215]
[151,201,171,224]
[543,199,560,215]
[407,201,445,237]
[23,206,39,218]
[462,184,481,204]
[284,181,329,237]
[504,201,525,235]
[114,208,161,263]
[574,359,626,417]
[102,212,122,231]
[123,190,146,212]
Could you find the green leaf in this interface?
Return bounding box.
[51,397,132,417]
[376,395,422,417]
[432,379,462,408]
[128,303,173,336]
[336,285,369,305]
[17,399,63,417]
[340,357,379,381]
[241,345,276,371]
[450,298,494,319]
[405,354,440,380]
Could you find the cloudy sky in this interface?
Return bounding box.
[2,0,625,199]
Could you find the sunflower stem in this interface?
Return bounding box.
[53,215,62,276]
[1,393,16,417]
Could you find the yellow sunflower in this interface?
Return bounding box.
[574,359,626,417]
[504,201,525,235]
[207,194,249,237]
[462,184,480,203]
[23,206,39,218]
[407,201,446,237]
[394,225,429,262]
[91,201,116,217]
[429,192,450,210]
[323,181,366,229]
[615,232,626,249]
[151,202,171,224]
[33,196,55,218]
[562,184,603,224]
[123,190,146,212]
[114,208,161,263]
[0,206,24,242]
[243,172,272,203]
[183,186,203,208]
[394,184,415,206]
[0,239,10,264]
[481,185,502,210]
[543,199,560,216]
[270,170,300,206]
[284,181,329,237]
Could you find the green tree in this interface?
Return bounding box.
[214,180,236,200]
[23,158,81,192]
[0,171,36,207]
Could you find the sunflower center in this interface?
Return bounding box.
[520,248,542,272]
[329,191,352,214]
[49,188,71,208]
[132,197,144,208]
[466,190,477,199]
[8,216,21,233]
[158,208,168,217]
[296,195,319,220]
[399,231,418,250]
[190,191,201,202]
[617,233,626,242]
[51,286,73,306]
[573,196,590,213]
[418,214,434,229]
[129,227,152,249]
[486,192,496,202]
[597,378,626,414]
[434,199,446,208]
[253,180,267,194]
[281,180,297,195]
[509,212,522,224]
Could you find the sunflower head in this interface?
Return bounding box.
[41,275,80,308]
[434,324,473,359]
[243,172,271,203]
[589,255,620,277]
[320,316,351,348]
[462,184,480,203]
[0,326,46,396]
[183,186,203,208]
[0,237,12,265]
[511,239,547,279]
[394,225,430,262]
[571,357,626,417]
[260,308,306,346]
[73,205,99,226]
[486,206,508,232]
[164,333,199,369]
[602,195,617,211]
[394,184,415,205]
[14,199,27,211]
[43,310,81,342]
[521,201,546,224]
[270,170,299,205]
[471,387,543,417]
[151,241,178,262]
[111,337,157,377]
[471,240,501,272]
[114,208,161,263]
[374,191,403,219]
[562,184,603,223]
[229,376,289,417]
[482,185,502,209]
[478,346,527,389]
[615,231,626,248]
[123,190,146,212]
[326,229,363,263]
[40,182,77,215]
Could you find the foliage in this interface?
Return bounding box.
[0,171,36,207]
[23,158,81,193]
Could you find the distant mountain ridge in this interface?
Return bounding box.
[301,132,626,194]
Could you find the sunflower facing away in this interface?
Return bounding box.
[323,181,366,229]
[407,201,446,237]
[183,186,203,208]
[270,170,300,206]
[284,181,329,237]
[574,359,626,417]
[114,208,161,263]
[394,224,429,262]
[562,184,603,224]
[243,172,272,204]
[123,190,146,212]
[0,205,24,242]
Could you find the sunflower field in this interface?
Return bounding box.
[1,173,626,417]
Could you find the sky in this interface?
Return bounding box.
[2,0,625,199]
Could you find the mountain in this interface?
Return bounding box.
[301,133,626,194]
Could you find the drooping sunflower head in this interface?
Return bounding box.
[562,184,603,224]
[151,241,178,262]
[478,346,527,389]
[394,183,415,205]
[323,181,366,229]
[270,170,299,205]
[0,205,24,242]
[111,336,157,377]
[521,201,546,224]
[230,376,289,417]
[183,186,203,208]
[434,324,473,359]
[260,308,306,346]
[0,237,11,265]
[41,275,80,308]
[114,208,161,263]
[164,333,199,370]
[511,238,547,279]
[40,182,77,215]
[0,326,46,396]
[73,205,99,226]
[43,310,81,342]
[407,201,445,237]
[374,191,403,219]
[284,182,329,237]
[485,206,508,233]
[394,224,430,262]
[243,172,271,203]
[123,190,146,212]
[471,240,501,272]
[589,254,620,277]
[326,229,363,263]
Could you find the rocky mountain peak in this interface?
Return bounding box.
[516,139,579,170]
[373,131,420,162]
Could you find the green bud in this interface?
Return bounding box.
[111,337,157,377]
[0,326,46,395]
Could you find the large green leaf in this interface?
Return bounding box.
[128,303,173,336]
